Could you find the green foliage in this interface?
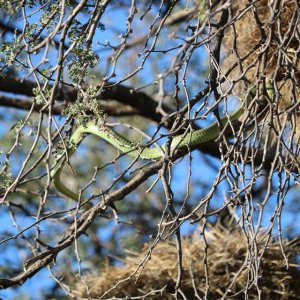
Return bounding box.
[0,0,22,13]
[0,36,22,66]
[68,47,99,83]
[39,3,59,28]
[97,22,106,31]
[0,160,13,189]
[32,87,51,105]
[24,24,39,40]
[65,86,104,126]
[68,20,86,43]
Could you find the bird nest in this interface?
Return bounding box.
[74,224,300,299]
[221,0,300,134]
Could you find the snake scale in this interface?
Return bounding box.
[51,86,272,201]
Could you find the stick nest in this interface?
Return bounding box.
[74,225,300,299]
[221,0,300,137]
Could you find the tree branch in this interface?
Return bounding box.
[0,75,170,123]
[0,95,139,116]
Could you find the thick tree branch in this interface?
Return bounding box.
[0,75,170,123]
[0,75,276,164]
[0,95,139,116]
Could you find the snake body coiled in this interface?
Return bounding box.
[51,86,272,201]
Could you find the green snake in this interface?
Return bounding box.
[51,86,272,201]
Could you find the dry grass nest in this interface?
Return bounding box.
[220,0,300,138]
[74,224,300,299]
